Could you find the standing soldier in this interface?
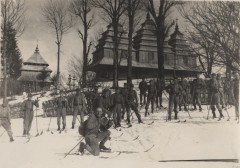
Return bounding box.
[120,83,128,120]
[0,99,14,142]
[56,90,68,131]
[209,73,224,119]
[89,87,100,112]
[145,80,157,116]
[111,88,124,128]
[22,93,39,136]
[166,78,182,120]
[138,78,148,105]
[233,72,239,121]
[126,84,143,126]
[216,73,226,109]
[179,78,189,111]
[156,77,165,108]
[97,89,112,117]
[72,88,87,129]
[224,73,234,107]
[192,74,205,112]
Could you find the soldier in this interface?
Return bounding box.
[216,73,226,109]
[209,73,224,119]
[72,88,87,129]
[138,78,148,105]
[233,72,239,120]
[97,89,112,117]
[0,99,14,142]
[125,84,143,126]
[111,88,124,128]
[79,107,112,156]
[22,93,39,136]
[165,78,182,120]
[120,83,128,120]
[156,77,165,108]
[56,90,68,131]
[224,73,234,106]
[89,87,100,112]
[145,80,157,116]
[192,74,205,112]
[179,78,189,111]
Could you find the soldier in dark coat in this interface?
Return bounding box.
[111,88,124,127]
[179,78,189,111]
[224,73,235,106]
[120,83,128,119]
[145,80,157,116]
[97,89,112,117]
[192,74,205,112]
[156,77,165,108]
[126,84,143,125]
[209,73,224,119]
[233,72,239,120]
[72,88,87,129]
[79,107,112,156]
[138,78,148,105]
[0,99,14,142]
[22,93,39,136]
[165,78,182,120]
[216,73,226,109]
[56,90,68,131]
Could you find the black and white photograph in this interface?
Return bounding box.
[0,0,239,168]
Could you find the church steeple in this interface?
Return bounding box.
[175,19,179,32]
[35,40,39,53]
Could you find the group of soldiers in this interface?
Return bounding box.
[0,72,239,155]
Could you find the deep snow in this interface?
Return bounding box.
[0,94,240,168]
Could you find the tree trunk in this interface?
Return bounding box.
[3,5,7,99]
[156,31,164,79]
[127,18,133,85]
[82,25,88,88]
[56,43,60,89]
[112,22,119,88]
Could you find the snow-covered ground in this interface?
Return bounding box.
[1,97,240,168]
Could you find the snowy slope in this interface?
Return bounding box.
[1,103,239,168]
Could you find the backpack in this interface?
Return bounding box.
[78,120,88,137]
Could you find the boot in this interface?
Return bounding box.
[138,119,143,124]
[100,143,111,152]
[212,110,216,119]
[145,110,148,117]
[10,137,14,142]
[72,123,74,129]
[151,109,154,114]
[174,113,178,120]
[168,116,171,121]
[62,125,66,130]
[23,130,26,136]
[57,126,60,131]
[79,142,86,155]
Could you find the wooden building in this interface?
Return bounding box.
[18,45,52,92]
[89,13,203,81]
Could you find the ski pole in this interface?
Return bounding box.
[0,130,6,137]
[64,137,84,158]
[35,108,39,137]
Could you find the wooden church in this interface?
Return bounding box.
[18,45,52,92]
[89,13,203,81]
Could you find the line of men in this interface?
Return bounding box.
[138,72,239,121]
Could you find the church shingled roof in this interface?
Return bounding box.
[25,45,49,66]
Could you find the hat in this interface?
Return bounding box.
[28,93,32,97]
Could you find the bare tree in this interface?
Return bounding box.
[179,1,240,75]
[70,0,94,88]
[1,0,26,99]
[126,0,145,85]
[92,0,127,88]
[147,0,180,78]
[41,0,73,89]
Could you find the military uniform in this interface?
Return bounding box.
[166,80,182,120]
[145,80,157,116]
[217,74,225,108]
[192,77,205,111]
[111,91,124,127]
[179,79,189,111]
[224,78,234,106]
[72,90,87,128]
[97,90,112,117]
[156,78,165,108]
[209,75,223,119]
[0,101,14,142]
[126,85,142,124]
[56,95,68,130]
[120,84,128,119]
[22,95,39,135]
[139,80,148,105]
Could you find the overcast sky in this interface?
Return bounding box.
[18,0,185,76]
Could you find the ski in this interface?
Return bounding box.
[99,151,122,159]
[144,144,155,152]
[141,121,154,125]
[132,135,139,141]
[175,120,187,123]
